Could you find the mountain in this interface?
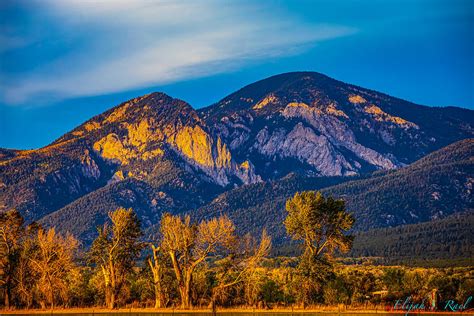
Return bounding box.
[323,138,474,230]
[191,138,473,242]
[201,72,473,179]
[0,93,258,224]
[0,72,473,246]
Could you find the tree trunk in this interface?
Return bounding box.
[109,291,116,309]
[178,271,193,309]
[153,282,162,308]
[179,286,188,309]
[183,270,193,309]
[4,287,10,309]
[151,268,162,309]
[102,264,114,309]
[149,247,163,309]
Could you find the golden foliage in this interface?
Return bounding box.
[126,119,154,149]
[348,95,367,104]
[142,148,164,160]
[160,213,237,308]
[326,103,349,118]
[93,120,164,164]
[286,102,311,109]
[253,94,278,110]
[104,103,130,124]
[83,121,100,132]
[30,228,78,308]
[240,160,250,170]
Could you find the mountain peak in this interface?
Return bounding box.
[201,71,341,119]
[55,92,200,145]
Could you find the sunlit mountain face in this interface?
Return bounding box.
[1,72,473,243]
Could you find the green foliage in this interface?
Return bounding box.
[90,207,143,271]
[323,277,350,305]
[285,191,354,258]
[323,139,474,230]
[283,191,355,305]
[349,212,474,265]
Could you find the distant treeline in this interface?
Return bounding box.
[349,212,474,266]
[275,212,474,267]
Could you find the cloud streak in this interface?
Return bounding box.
[2,0,356,105]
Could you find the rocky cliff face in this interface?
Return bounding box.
[56,92,259,187]
[201,72,473,179]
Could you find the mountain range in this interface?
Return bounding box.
[1,72,473,255]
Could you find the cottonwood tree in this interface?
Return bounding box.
[159,213,235,309]
[284,191,354,305]
[89,207,143,309]
[12,222,41,309]
[285,191,354,259]
[0,209,24,309]
[211,230,272,307]
[148,244,165,308]
[29,228,78,309]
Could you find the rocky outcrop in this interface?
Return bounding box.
[201,72,473,179]
[87,93,260,187]
[168,124,260,186]
[282,102,398,171]
[254,123,357,176]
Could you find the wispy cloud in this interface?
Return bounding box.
[1,0,356,105]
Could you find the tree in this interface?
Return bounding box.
[148,244,165,308]
[160,213,235,309]
[29,228,78,309]
[211,230,272,307]
[89,207,143,309]
[284,191,354,305]
[12,223,41,309]
[0,209,24,309]
[284,191,354,259]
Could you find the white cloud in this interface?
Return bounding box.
[2,0,356,105]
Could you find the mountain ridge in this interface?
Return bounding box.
[1,71,473,247]
[191,138,473,243]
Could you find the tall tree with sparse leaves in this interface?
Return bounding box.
[89,207,143,309]
[159,213,235,309]
[29,228,78,309]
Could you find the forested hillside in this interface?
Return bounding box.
[349,212,474,266]
[323,138,473,229]
[192,139,473,244]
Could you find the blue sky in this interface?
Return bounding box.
[0,0,473,149]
